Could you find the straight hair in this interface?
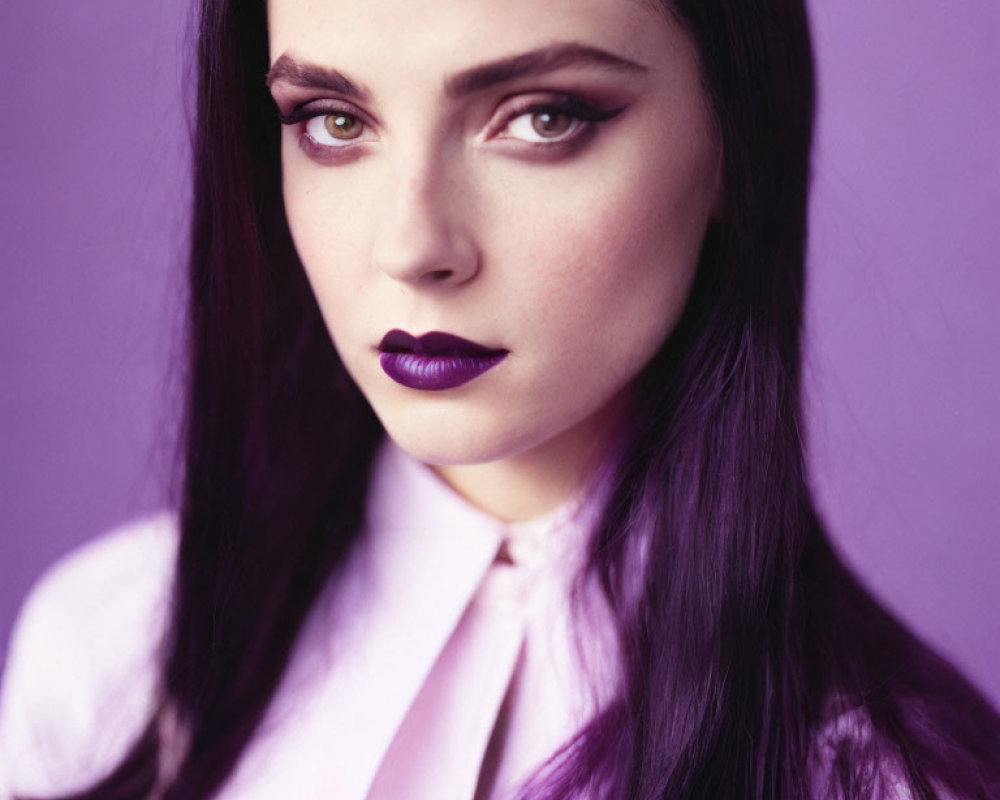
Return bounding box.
[29,0,1000,798]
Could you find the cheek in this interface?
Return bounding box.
[281,156,374,329]
[519,161,710,367]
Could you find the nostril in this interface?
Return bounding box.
[426,269,454,282]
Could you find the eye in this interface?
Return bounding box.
[501,109,585,143]
[304,111,367,147]
[276,102,376,159]
[493,96,626,147]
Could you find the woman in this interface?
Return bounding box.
[1,0,998,798]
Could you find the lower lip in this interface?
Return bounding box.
[379,351,507,391]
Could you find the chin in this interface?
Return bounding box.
[377,412,546,468]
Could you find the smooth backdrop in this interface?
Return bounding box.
[1,0,998,707]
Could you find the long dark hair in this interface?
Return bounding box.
[36,0,1000,798]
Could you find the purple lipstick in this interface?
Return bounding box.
[378,329,508,391]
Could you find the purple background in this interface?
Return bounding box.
[2,1,998,707]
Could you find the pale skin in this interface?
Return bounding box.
[268,0,721,521]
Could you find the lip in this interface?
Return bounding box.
[377,329,508,391]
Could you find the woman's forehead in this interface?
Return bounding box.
[267,0,671,80]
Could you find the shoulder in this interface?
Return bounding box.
[8,512,178,644]
[4,512,179,688]
[0,512,178,796]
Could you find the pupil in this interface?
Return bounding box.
[532,112,571,137]
[325,114,360,139]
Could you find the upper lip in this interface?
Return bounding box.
[379,329,508,357]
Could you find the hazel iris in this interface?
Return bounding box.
[324,113,362,140]
[531,111,573,138]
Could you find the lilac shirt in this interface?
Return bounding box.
[0,442,936,799]
[0,442,619,799]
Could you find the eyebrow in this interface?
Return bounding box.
[266,53,372,102]
[266,43,647,101]
[443,42,648,97]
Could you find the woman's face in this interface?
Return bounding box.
[268,0,720,480]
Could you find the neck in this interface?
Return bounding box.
[431,393,627,523]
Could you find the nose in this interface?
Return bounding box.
[371,155,480,287]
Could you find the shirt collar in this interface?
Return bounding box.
[220,436,609,799]
[367,437,607,574]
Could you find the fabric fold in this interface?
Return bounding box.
[366,565,532,800]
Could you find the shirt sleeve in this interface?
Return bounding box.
[0,514,177,799]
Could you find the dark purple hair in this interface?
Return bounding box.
[30,0,1000,798]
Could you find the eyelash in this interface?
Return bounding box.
[277,95,625,161]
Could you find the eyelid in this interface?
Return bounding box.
[275,92,376,124]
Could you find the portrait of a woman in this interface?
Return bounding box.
[1,0,998,798]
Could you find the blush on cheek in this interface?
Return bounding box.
[561,202,702,362]
[573,200,687,294]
